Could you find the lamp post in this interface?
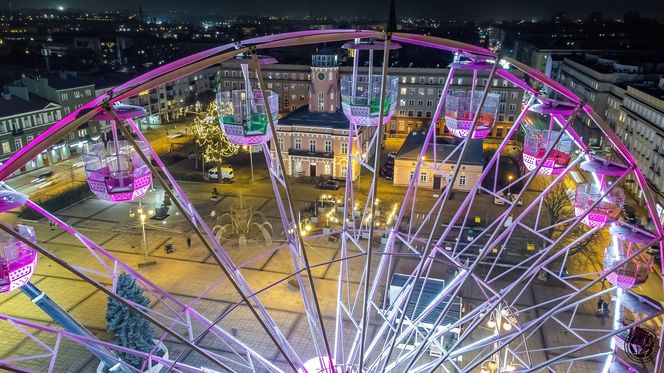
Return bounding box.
[507,174,513,195]
[129,201,157,267]
[483,304,519,372]
[243,145,254,181]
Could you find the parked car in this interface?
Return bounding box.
[317,179,340,190]
[208,166,234,181]
[493,192,506,205]
[379,164,394,180]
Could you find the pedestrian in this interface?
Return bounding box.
[186,235,192,248]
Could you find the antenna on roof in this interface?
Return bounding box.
[386,0,397,33]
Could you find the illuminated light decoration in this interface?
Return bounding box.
[573,183,624,228]
[193,101,240,162]
[341,75,398,126]
[0,225,37,293]
[216,89,278,145]
[444,90,499,139]
[522,128,573,175]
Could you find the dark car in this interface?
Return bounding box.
[317,179,340,190]
[379,164,394,180]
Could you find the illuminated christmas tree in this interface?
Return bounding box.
[193,101,239,163]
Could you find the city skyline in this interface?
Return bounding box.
[5,0,664,21]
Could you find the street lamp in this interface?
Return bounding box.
[507,174,513,195]
[129,201,157,267]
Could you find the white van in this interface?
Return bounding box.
[208,166,234,181]
[493,192,506,205]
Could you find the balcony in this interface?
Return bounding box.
[288,148,334,158]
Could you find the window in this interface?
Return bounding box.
[309,140,316,152]
[325,140,332,153]
[409,88,416,95]
[85,89,92,96]
[457,78,463,85]
[419,77,425,84]
[508,115,515,122]
[416,111,423,118]
[510,92,518,100]
[410,171,414,181]
[73,91,81,99]
[330,92,335,100]
[500,92,507,101]
[318,92,324,111]
[410,77,416,84]
[341,143,348,155]
[398,110,406,116]
[400,99,407,106]
[495,127,503,138]
[26,135,33,142]
[429,77,434,84]
[60,93,68,100]
[426,100,433,107]
[508,104,517,112]
[400,88,407,95]
[1,142,10,154]
[408,110,414,117]
[295,138,302,150]
[499,103,505,113]
[294,161,302,173]
[417,100,424,106]
[459,175,466,186]
[408,99,415,106]
[14,138,22,150]
[278,138,284,151]
[420,173,428,183]
[425,111,432,118]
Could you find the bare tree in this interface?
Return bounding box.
[539,180,605,270]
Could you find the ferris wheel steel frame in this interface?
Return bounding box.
[0,29,662,373]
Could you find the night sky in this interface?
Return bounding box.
[6,0,664,20]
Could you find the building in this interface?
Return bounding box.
[615,82,664,214]
[0,86,63,172]
[393,131,484,191]
[556,52,664,218]
[273,50,370,180]
[558,53,663,146]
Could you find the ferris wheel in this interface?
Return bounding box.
[0,27,663,373]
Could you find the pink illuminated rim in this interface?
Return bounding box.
[0,30,653,237]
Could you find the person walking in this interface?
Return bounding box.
[186,235,192,248]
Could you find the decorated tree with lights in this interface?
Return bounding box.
[192,101,239,167]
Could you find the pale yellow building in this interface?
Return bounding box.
[393,131,484,191]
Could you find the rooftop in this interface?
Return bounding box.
[389,273,462,327]
[397,131,484,166]
[0,93,58,118]
[278,105,349,129]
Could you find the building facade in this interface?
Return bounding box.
[393,131,484,191]
[0,86,63,172]
[615,84,664,210]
